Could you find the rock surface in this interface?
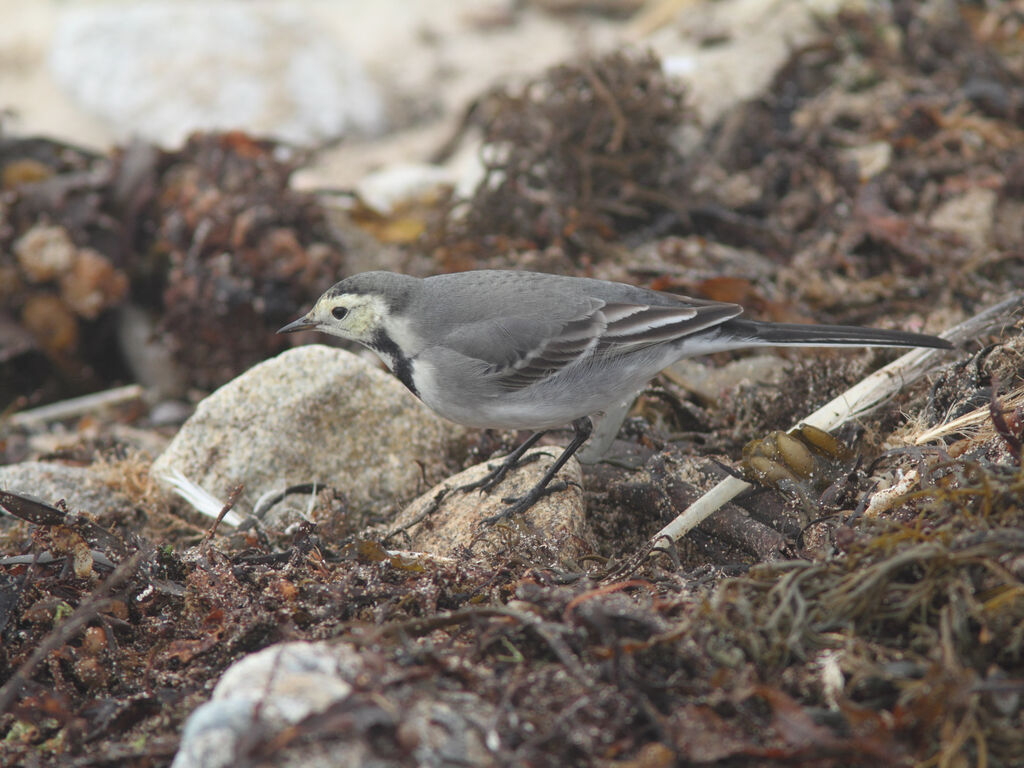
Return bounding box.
[49,2,386,146]
[0,461,132,526]
[389,447,590,558]
[171,641,495,768]
[150,345,462,516]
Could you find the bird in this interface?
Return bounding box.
[278,270,951,523]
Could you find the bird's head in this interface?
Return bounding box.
[277,272,417,348]
[278,289,387,345]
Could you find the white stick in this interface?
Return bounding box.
[651,293,1024,545]
[8,384,144,427]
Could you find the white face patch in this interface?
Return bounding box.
[313,293,388,343]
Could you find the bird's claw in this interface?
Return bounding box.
[459,464,507,494]
[459,451,546,495]
[478,481,569,526]
[499,480,566,507]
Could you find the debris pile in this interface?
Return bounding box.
[2,2,1024,766]
[434,50,689,264]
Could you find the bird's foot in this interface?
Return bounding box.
[479,481,568,526]
[459,450,545,495]
[473,418,592,527]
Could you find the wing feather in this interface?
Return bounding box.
[484,297,741,392]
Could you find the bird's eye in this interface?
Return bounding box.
[332,306,348,320]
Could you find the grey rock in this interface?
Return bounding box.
[207,642,358,723]
[171,642,359,768]
[389,447,591,558]
[172,641,495,768]
[0,462,133,526]
[150,345,462,517]
[50,2,386,147]
[395,699,496,768]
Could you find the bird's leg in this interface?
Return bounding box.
[575,398,631,464]
[482,417,593,525]
[460,430,547,494]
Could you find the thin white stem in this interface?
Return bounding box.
[650,292,1024,546]
[8,384,144,427]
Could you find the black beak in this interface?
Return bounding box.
[277,315,317,334]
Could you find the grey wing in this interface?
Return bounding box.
[443,296,743,392]
[594,300,742,354]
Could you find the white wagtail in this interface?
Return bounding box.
[279,270,951,522]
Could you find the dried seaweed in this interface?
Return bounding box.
[146,133,348,389]
[4,1,1024,766]
[434,49,689,261]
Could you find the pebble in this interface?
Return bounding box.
[389,447,591,560]
[0,461,134,527]
[150,345,463,519]
[171,641,495,768]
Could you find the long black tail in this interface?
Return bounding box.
[721,318,952,350]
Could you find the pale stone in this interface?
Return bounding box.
[150,345,463,515]
[390,447,591,557]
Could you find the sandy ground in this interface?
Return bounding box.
[0,0,845,186]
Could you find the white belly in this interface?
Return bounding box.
[409,348,680,430]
